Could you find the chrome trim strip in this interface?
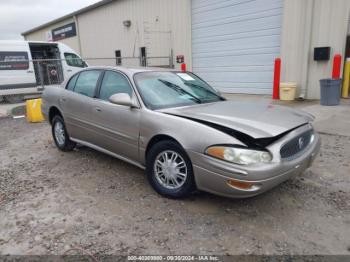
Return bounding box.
[70,137,145,170]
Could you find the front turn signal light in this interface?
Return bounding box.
[227,179,260,191]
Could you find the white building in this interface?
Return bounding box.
[22,0,350,99]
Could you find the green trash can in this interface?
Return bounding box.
[319,79,342,106]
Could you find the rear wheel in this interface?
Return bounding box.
[52,115,76,151]
[146,140,195,198]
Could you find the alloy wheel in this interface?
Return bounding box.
[54,121,66,146]
[154,150,188,190]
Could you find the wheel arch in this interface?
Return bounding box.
[145,134,183,160]
[144,134,197,197]
[48,106,63,124]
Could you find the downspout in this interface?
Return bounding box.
[73,15,83,56]
[299,0,315,99]
[188,0,193,71]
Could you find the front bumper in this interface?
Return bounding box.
[188,127,321,198]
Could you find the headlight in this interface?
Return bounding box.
[206,146,272,165]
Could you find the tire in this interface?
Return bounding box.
[146,140,196,199]
[51,115,76,151]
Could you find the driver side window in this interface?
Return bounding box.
[98,71,133,101]
[64,52,86,68]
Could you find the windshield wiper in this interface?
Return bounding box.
[158,79,202,104]
[183,82,226,101]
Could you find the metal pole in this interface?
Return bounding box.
[74,15,83,56]
[332,54,342,79]
[342,59,350,98]
[37,61,44,91]
[170,49,174,69]
[273,58,281,100]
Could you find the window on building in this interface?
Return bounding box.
[98,71,133,101]
[115,50,122,66]
[74,70,101,97]
[64,52,86,68]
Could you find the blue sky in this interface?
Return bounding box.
[0,0,100,39]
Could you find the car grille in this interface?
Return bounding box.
[280,129,314,160]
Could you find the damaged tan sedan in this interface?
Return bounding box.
[42,67,321,199]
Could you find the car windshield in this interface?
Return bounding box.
[134,71,225,110]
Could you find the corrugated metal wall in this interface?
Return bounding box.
[23,0,350,99]
[280,0,350,99]
[191,0,284,94]
[77,0,192,69]
[23,0,192,69]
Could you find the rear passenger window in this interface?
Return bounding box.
[66,74,79,91]
[99,71,133,101]
[74,70,101,98]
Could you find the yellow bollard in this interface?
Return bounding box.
[342,59,350,98]
[26,98,44,123]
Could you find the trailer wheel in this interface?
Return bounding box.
[4,95,24,104]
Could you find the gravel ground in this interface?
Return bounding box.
[0,117,349,256]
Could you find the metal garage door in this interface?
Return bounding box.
[191,0,283,94]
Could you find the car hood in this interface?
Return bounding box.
[161,101,314,138]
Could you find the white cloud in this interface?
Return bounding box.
[0,0,101,40]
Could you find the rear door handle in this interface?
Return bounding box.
[60,98,66,103]
[27,70,34,73]
[95,107,102,112]
[67,69,72,72]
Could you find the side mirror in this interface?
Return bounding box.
[109,93,137,108]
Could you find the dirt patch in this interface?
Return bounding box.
[0,118,349,256]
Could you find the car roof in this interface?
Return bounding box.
[85,66,177,77]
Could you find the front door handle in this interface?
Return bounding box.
[95,107,102,112]
[27,70,34,73]
[67,69,72,72]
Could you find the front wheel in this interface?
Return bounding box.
[52,115,76,151]
[146,140,196,198]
